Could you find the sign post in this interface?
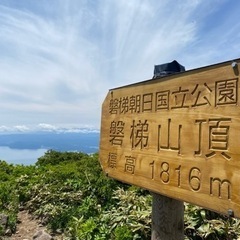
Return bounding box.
[151,61,185,240]
[99,58,240,237]
[151,193,184,239]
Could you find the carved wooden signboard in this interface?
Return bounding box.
[99,59,240,217]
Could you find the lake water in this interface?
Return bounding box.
[0,146,48,165]
[0,132,99,165]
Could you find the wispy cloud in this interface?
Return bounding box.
[0,123,99,134]
[0,0,239,128]
[0,125,30,133]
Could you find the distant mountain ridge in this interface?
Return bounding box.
[0,131,100,153]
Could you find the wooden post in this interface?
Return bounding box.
[151,192,184,240]
[151,61,185,240]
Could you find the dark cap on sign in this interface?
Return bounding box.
[153,60,185,78]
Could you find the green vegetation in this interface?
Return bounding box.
[0,150,240,239]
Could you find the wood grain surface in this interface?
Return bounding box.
[99,59,240,217]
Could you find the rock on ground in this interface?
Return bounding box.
[33,230,52,240]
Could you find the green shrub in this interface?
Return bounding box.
[114,226,133,240]
[36,150,88,166]
[2,151,240,240]
[0,160,14,182]
[184,204,240,239]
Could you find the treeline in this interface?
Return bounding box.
[0,150,240,239]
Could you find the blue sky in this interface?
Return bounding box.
[0,0,239,133]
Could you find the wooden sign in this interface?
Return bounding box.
[99,59,240,217]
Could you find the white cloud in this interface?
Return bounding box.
[0,125,29,133]
[0,123,99,134]
[0,126,10,132]
[37,123,57,132]
[14,125,30,132]
[0,0,240,128]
